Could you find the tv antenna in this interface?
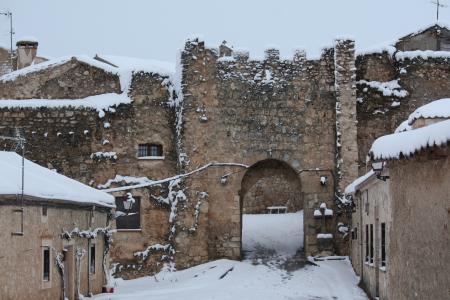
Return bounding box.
[0,11,14,71]
[430,0,448,21]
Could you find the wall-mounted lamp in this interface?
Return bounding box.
[372,161,389,181]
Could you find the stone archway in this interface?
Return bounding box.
[239,159,304,259]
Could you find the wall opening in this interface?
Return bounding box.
[239,159,304,262]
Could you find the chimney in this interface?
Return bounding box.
[15,36,38,70]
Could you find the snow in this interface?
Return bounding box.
[0,151,114,207]
[395,50,450,61]
[0,93,131,118]
[314,209,322,217]
[242,211,303,258]
[370,119,450,161]
[356,42,396,56]
[0,55,118,82]
[406,98,450,126]
[394,120,412,133]
[17,36,38,43]
[345,170,375,195]
[94,211,367,300]
[317,233,333,239]
[95,54,175,78]
[357,79,408,98]
[94,257,367,300]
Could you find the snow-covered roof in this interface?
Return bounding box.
[95,54,175,78]
[0,55,118,83]
[399,22,450,39]
[406,98,450,125]
[370,119,450,161]
[0,151,114,207]
[0,93,131,118]
[16,36,39,44]
[344,170,375,195]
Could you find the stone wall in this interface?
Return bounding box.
[0,58,121,99]
[0,66,180,278]
[179,38,342,257]
[356,52,450,175]
[0,47,11,76]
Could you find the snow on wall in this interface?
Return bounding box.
[370,119,450,161]
[357,79,408,98]
[0,93,131,118]
[395,50,450,61]
[0,151,114,207]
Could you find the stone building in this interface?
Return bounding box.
[0,23,449,278]
[0,151,114,300]
[347,98,450,300]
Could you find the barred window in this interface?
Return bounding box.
[138,144,163,157]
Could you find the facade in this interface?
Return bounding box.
[0,23,449,279]
[0,151,114,300]
[347,171,391,299]
[348,98,450,300]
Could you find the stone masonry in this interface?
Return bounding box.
[0,26,450,278]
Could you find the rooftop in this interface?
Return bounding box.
[0,151,114,207]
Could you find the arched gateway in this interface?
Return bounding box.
[239,159,304,259]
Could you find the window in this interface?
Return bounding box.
[365,224,369,262]
[43,247,50,281]
[352,227,358,240]
[138,144,163,158]
[370,224,374,264]
[89,244,96,274]
[381,223,386,267]
[115,196,140,230]
[42,205,47,216]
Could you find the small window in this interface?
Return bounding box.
[115,196,141,230]
[89,244,95,274]
[381,223,386,267]
[42,205,47,216]
[352,227,358,240]
[365,224,369,262]
[138,144,163,157]
[370,224,374,264]
[43,247,50,281]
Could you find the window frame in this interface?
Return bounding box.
[370,224,374,264]
[89,244,96,274]
[365,224,369,262]
[43,246,51,282]
[137,143,164,160]
[381,222,386,267]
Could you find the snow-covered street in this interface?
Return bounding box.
[95,212,367,300]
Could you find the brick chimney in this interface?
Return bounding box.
[15,37,38,70]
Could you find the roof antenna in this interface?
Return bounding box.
[430,0,448,21]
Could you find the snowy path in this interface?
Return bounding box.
[95,212,367,300]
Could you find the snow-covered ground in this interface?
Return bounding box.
[95,212,367,300]
[243,211,304,259]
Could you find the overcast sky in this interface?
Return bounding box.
[1,0,449,62]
